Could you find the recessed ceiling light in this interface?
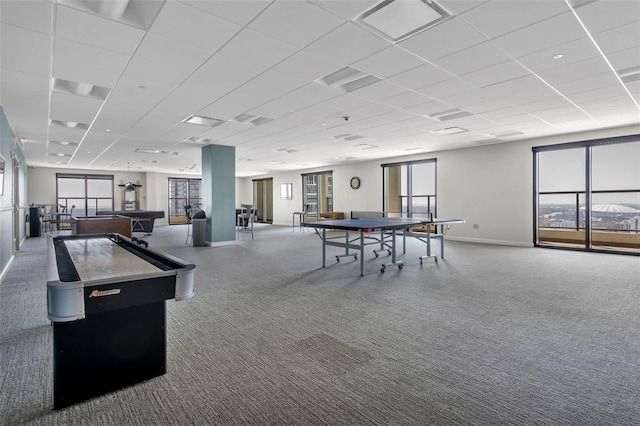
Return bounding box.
[52,77,110,99]
[355,0,452,43]
[135,148,160,154]
[552,54,564,59]
[351,143,378,150]
[182,115,225,127]
[50,119,89,130]
[431,127,468,135]
[106,128,111,132]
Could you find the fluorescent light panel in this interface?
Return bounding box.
[431,127,468,135]
[183,115,225,127]
[356,0,452,43]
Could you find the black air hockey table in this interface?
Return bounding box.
[46,233,195,409]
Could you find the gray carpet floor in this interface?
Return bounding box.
[1,224,639,425]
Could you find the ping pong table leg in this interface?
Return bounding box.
[322,229,326,267]
[381,229,405,273]
[419,227,438,265]
[360,229,364,276]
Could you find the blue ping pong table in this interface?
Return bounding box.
[302,216,463,276]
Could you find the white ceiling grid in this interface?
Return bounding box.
[0,0,638,176]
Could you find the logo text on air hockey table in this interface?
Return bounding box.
[88,289,121,298]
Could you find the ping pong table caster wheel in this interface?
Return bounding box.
[380,267,385,273]
[374,252,379,258]
[336,256,340,263]
[434,257,438,263]
[387,250,391,255]
[398,264,403,270]
[354,254,358,260]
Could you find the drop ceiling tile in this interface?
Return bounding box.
[459,0,567,39]
[405,100,454,116]
[459,60,530,88]
[388,63,453,90]
[554,73,622,96]
[1,24,51,58]
[500,86,560,107]
[322,94,374,111]
[516,37,600,74]
[353,46,426,79]
[124,56,193,87]
[55,5,144,55]
[269,83,343,113]
[309,1,380,20]
[492,12,585,59]
[0,0,52,34]
[399,17,486,62]
[50,91,104,123]
[195,53,269,86]
[248,1,343,48]
[179,0,271,26]
[574,0,640,35]
[463,99,512,114]
[1,45,50,76]
[607,46,640,72]
[159,77,238,117]
[0,69,49,90]
[434,41,512,76]
[566,85,631,103]
[53,37,130,87]
[439,88,494,108]
[481,74,549,97]
[351,80,406,102]
[48,125,86,143]
[380,91,433,109]
[244,69,310,101]
[150,1,241,52]
[305,22,390,64]
[538,57,613,87]
[591,20,640,55]
[217,28,299,69]
[417,78,476,100]
[270,50,341,82]
[133,33,212,71]
[437,0,488,16]
[518,97,576,114]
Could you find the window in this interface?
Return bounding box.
[168,178,201,224]
[56,173,114,216]
[302,171,332,218]
[533,136,640,254]
[382,159,437,216]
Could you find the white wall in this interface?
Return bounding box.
[25,125,639,246]
[239,125,640,246]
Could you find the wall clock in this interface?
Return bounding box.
[350,176,361,189]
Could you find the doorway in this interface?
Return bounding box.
[253,178,273,223]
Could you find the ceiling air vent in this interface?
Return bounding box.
[618,65,640,84]
[317,67,380,93]
[429,108,473,121]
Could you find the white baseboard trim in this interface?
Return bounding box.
[0,255,16,286]
[445,236,534,248]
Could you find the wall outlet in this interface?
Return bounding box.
[473,224,479,229]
